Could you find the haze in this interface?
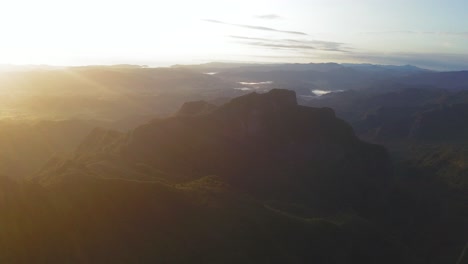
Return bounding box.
[1,0,468,70]
[0,0,467,262]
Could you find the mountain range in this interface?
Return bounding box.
[0,63,466,263]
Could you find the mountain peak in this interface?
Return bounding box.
[224,89,297,112]
[176,100,216,116]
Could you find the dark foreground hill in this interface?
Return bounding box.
[1,173,410,264]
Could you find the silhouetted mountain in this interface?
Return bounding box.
[41,89,391,216]
[175,100,217,116]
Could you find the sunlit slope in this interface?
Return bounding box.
[0,66,238,120]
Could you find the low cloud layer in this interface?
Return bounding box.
[230,35,348,52]
[255,14,282,20]
[362,31,468,37]
[203,19,307,35]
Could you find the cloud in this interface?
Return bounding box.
[247,42,317,50]
[285,39,345,51]
[230,35,348,52]
[255,14,282,20]
[237,25,306,35]
[361,30,418,35]
[361,31,468,37]
[202,19,307,35]
[229,36,274,41]
[202,19,224,24]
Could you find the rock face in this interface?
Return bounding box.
[108,89,391,212]
[175,100,217,116]
[16,89,406,263]
[38,89,391,212]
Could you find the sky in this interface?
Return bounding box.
[0,0,467,70]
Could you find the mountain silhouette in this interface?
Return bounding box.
[49,89,392,214]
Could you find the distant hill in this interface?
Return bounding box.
[0,119,102,178]
[398,71,468,90]
[0,66,241,120]
[306,86,468,144]
[0,115,158,179]
[174,62,428,74]
[173,62,430,97]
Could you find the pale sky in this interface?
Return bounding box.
[0,0,467,70]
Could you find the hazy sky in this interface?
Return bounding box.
[1,0,467,69]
